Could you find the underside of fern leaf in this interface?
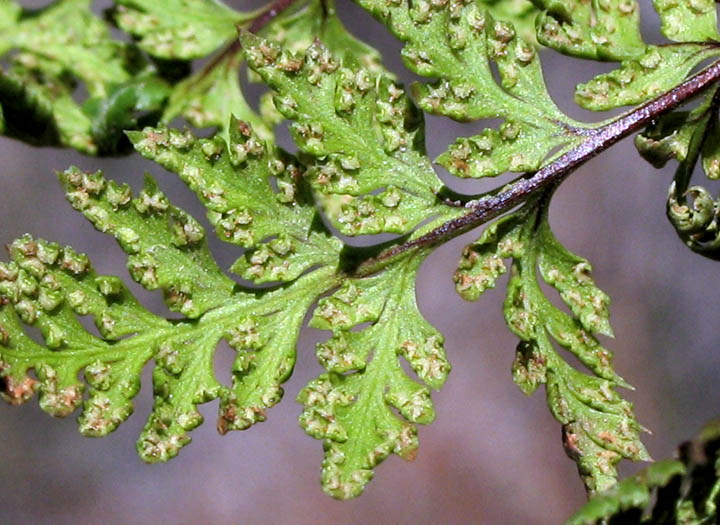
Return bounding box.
[4,0,720,506]
[455,195,648,492]
[0,123,342,461]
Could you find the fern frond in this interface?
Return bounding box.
[540,0,720,110]
[128,121,342,283]
[0,121,343,461]
[300,250,449,498]
[111,0,254,60]
[455,196,649,492]
[635,85,720,258]
[241,31,448,236]
[259,0,386,73]
[531,0,645,60]
[354,0,590,180]
[5,0,720,505]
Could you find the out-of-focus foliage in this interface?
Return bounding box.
[0,0,169,154]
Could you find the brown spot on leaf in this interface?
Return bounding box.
[2,375,37,405]
[399,447,418,462]
[597,430,618,445]
[562,423,582,461]
[236,120,252,137]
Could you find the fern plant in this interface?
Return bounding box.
[2,0,720,519]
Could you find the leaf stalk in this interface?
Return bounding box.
[355,58,720,276]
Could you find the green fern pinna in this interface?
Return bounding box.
[2,0,720,520]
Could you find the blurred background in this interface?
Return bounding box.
[2,1,720,523]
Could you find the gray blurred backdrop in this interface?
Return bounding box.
[2,1,720,523]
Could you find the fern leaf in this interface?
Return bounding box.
[354,0,589,180]
[567,420,720,524]
[260,0,386,74]
[575,45,720,111]
[0,58,97,152]
[140,266,338,459]
[532,0,645,60]
[110,0,270,139]
[653,0,719,43]
[111,0,253,60]
[0,234,168,424]
[3,0,132,95]
[634,86,720,258]
[128,121,342,283]
[299,252,450,499]
[0,234,337,458]
[152,0,384,145]
[455,197,649,492]
[59,166,235,318]
[241,31,446,236]
[541,0,720,110]
[0,120,344,461]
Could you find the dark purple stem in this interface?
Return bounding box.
[355,58,720,276]
[249,0,298,33]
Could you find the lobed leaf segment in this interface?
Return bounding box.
[455,194,648,492]
[0,0,169,154]
[568,419,720,524]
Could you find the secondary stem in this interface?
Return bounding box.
[249,0,299,32]
[354,58,720,277]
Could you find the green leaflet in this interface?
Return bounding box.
[2,0,132,96]
[533,0,720,110]
[575,45,719,111]
[455,198,648,492]
[128,121,342,283]
[300,251,450,499]
[0,234,338,459]
[354,0,589,179]
[531,0,645,61]
[0,0,385,153]
[0,57,97,153]
[110,0,265,139]
[0,236,167,425]
[0,0,169,154]
[2,0,717,506]
[0,121,345,460]
[59,167,235,318]
[567,420,720,524]
[241,31,446,236]
[152,0,384,144]
[259,0,386,74]
[653,0,719,43]
[526,0,720,259]
[111,0,253,60]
